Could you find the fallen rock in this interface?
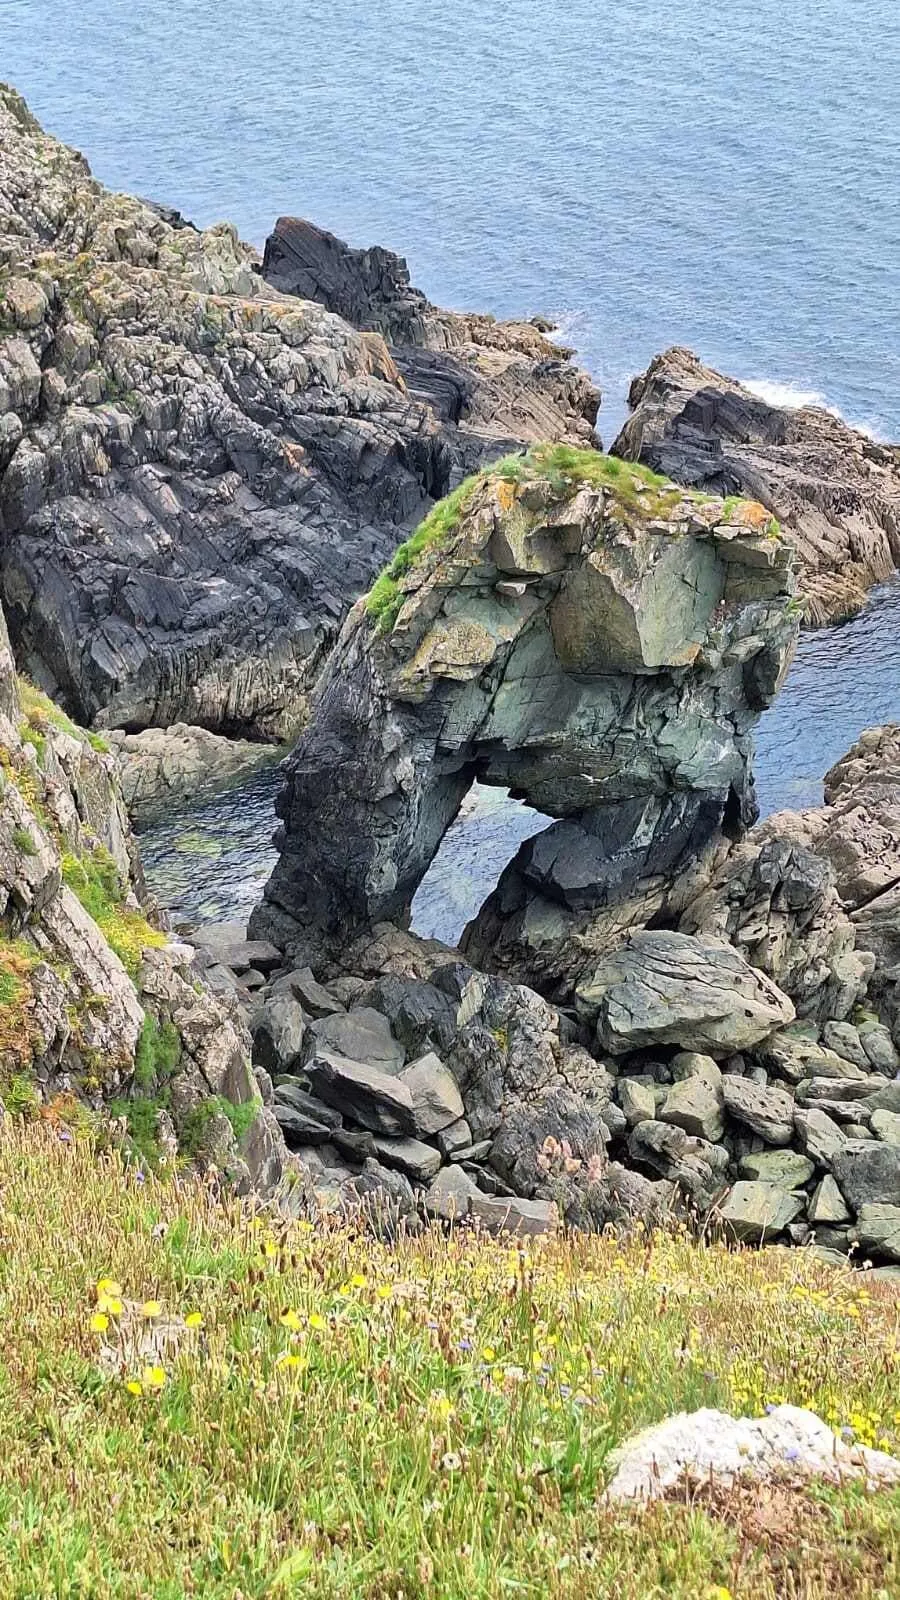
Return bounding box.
[468,1192,559,1237]
[628,1120,729,1208]
[871,1109,900,1147]
[309,1008,405,1073]
[579,931,795,1055]
[659,1067,724,1143]
[831,1143,900,1212]
[604,1405,900,1502]
[423,1163,480,1221]
[398,1051,465,1136]
[793,1107,848,1169]
[738,1150,816,1189]
[722,1075,795,1145]
[250,996,306,1073]
[305,1048,414,1135]
[270,966,345,1017]
[371,1134,442,1182]
[852,1204,900,1260]
[808,1174,851,1225]
[719,1181,804,1243]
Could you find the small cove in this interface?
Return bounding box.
[139,576,900,943]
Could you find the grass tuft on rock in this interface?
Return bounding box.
[17,676,110,755]
[61,845,165,977]
[364,443,732,634]
[0,1120,896,1598]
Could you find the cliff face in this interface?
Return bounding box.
[0,596,285,1193]
[614,346,900,627]
[0,87,598,740]
[251,444,797,980]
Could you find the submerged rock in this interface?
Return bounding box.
[614,345,900,626]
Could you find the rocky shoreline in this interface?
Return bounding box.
[1,87,899,1268]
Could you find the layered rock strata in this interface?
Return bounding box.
[614,346,900,626]
[0,86,597,740]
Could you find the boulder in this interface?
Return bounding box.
[821,1021,870,1068]
[579,931,794,1055]
[831,1143,900,1212]
[309,1008,405,1074]
[436,1119,473,1158]
[423,1164,480,1222]
[619,1079,658,1129]
[628,1121,729,1208]
[721,1075,795,1146]
[808,1175,851,1226]
[271,966,345,1018]
[659,1068,724,1143]
[851,1204,900,1261]
[468,1192,559,1238]
[398,1051,465,1136]
[871,1110,900,1147]
[371,1135,442,1182]
[793,1107,848,1169]
[305,1048,414,1135]
[274,1082,343,1130]
[738,1150,815,1189]
[250,997,306,1074]
[719,1181,804,1243]
[273,1103,336,1146]
[604,1405,900,1502]
[110,724,278,819]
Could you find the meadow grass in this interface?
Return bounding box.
[0,1122,896,1598]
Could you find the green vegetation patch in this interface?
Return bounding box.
[18,677,110,755]
[61,846,165,977]
[0,936,40,1069]
[178,1094,261,1159]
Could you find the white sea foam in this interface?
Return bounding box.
[742,377,882,439]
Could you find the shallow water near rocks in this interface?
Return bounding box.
[140,579,900,943]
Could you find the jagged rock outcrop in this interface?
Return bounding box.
[0,596,286,1194]
[108,724,280,819]
[613,346,900,626]
[0,86,597,739]
[252,445,797,978]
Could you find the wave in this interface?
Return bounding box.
[742,377,882,439]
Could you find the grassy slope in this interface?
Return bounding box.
[0,1125,896,1598]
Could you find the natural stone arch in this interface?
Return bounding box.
[251,446,796,980]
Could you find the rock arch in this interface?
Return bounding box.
[251,447,797,986]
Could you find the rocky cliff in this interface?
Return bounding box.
[0,86,597,741]
[0,594,285,1193]
[252,443,797,977]
[614,346,900,626]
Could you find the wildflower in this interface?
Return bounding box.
[376,1284,392,1300]
[125,1379,143,1396]
[279,1309,302,1332]
[141,1300,161,1319]
[96,1278,122,1299]
[184,1311,203,1330]
[142,1365,167,1391]
[89,1312,109,1334]
[441,1451,463,1472]
[276,1351,308,1371]
[308,1312,326,1332]
[481,1346,496,1363]
[99,1295,124,1317]
[350,1273,366,1288]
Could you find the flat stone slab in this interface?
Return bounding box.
[371,1134,442,1182]
[719,1180,804,1243]
[605,1405,900,1501]
[852,1203,900,1261]
[305,1047,413,1135]
[273,1103,336,1146]
[738,1150,816,1189]
[722,1075,794,1145]
[468,1192,559,1237]
[832,1142,900,1212]
[399,1051,464,1136]
[271,966,345,1017]
[578,931,794,1055]
[309,1008,405,1074]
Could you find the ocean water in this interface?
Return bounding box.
[3,0,898,440]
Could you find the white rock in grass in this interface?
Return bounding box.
[605,1406,900,1502]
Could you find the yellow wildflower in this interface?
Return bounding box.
[142,1365,167,1391]
[376,1284,392,1300]
[89,1312,109,1334]
[308,1312,326,1332]
[141,1300,162,1319]
[184,1311,203,1330]
[276,1351,308,1371]
[481,1346,496,1363]
[125,1379,143,1396]
[98,1295,124,1317]
[279,1309,302,1332]
[96,1278,122,1299]
[350,1273,366,1288]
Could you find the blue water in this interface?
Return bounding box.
[3,0,898,439]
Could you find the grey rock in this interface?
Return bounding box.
[821,1022,869,1069]
[832,1143,900,1212]
[305,1047,414,1135]
[271,966,345,1017]
[331,1127,377,1162]
[580,931,794,1056]
[193,928,283,974]
[251,996,306,1073]
[468,1192,559,1237]
[671,1050,721,1082]
[273,1102,335,1146]
[628,1120,730,1207]
[454,1140,493,1162]
[722,1075,794,1146]
[398,1051,464,1136]
[719,1181,804,1243]
[808,1175,851,1225]
[112,724,278,819]
[871,1110,900,1147]
[371,1134,442,1182]
[619,1079,658,1129]
[659,1070,724,1143]
[436,1118,473,1158]
[274,1081,343,1130]
[859,1023,900,1076]
[309,1008,405,1074]
[738,1150,815,1188]
[862,1082,900,1117]
[794,1107,848,1169]
[423,1164,480,1222]
[851,1204,900,1261]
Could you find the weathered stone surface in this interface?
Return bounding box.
[619,1079,658,1129]
[659,1068,724,1143]
[0,91,597,739]
[721,1076,796,1146]
[719,1181,804,1243]
[487,1083,609,1203]
[271,966,345,1017]
[436,1119,473,1158]
[309,1008,405,1073]
[251,451,795,973]
[250,996,306,1073]
[832,1143,900,1212]
[738,1150,815,1189]
[423,1163,479,1221]
[859,1022,900,1075]
[852,1203,900,1261]
[793,1107,848,1169]
[274,1081,342,1129]
[305,1047,413,1135]
[579,931,794,1055]
[614,345,900,626]
[605,1405,900,1502]
[371,1134,442,1182]
[398,1051,465,1136]
[468,1192,559,1237]
[191,928,282,974]
[628,1120,729,1208]
[808,1175,851,1225]
[821,1021,870,1068]
[871,1110,900,1147]
[273,1102,335,1145]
